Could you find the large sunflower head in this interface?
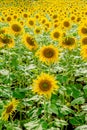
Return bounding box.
[23,34,38,50]
[81,36,87,46]
[10,21,23,35]
[0,35,15,48]
[60,36,76,50]
[32,73,59,98]
[1,98,19,121]
[36,45,59,64]
[78,25,87,36]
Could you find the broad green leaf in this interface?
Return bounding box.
[13,89,25,99]
[75,125,87,130]
[71,97,85,106]
[70,116,85,126]
[50,104,58,115]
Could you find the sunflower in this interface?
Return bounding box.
[10,21,23,35]
[40,17,48,25]
[70,14,76,23]
[51,29,61,41]
[23,33,38,50]
[0,27,10,35]
[36,45,59,64]
[34,26,42,35]
[35,13,41,20]
[81,36,87,46]
[53,21,60,28]
[80,45,87,60]
[78,25,87,36]
[62,18,71,30]
[44,21,52,32]
[32,73,59,98]
[0,35,15,48]
[60,36,76,50]
[13,14,18,20]
[27,17,35,28]
[6,15,13,23]
[22,12,28,19]
[1,98,19,121]
[52,14,58,20]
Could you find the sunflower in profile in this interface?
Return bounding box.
[10,21,23,35]
[23,33,38,50]
[51,29,61,41]
[60,36,76,50]
[1,98,19,121]
[80,45,87,60]
[0,27,10,35]
[32,73,59,98]
[0,35,15,48]
[44,21,52,31]
[36,45,59,64]
[34,26,42,35]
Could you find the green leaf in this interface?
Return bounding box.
[81,104,87,111]
[60,105,74,115]
[50,104,58,115]
[71,97,85,106]
[83,85,87,97]
[72,87,82,98]
[54,118,68,127]
[56,75,68,84]
[66,84,82,98]
[40,120,48,129]
[70,116,85,126]
[13,89,25,99]
[75,125,87,130]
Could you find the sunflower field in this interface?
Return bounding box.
[0,0,87,130]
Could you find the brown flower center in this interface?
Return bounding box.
[71,16,75,20]
[53,14,57,19]
[82,37,87,45]
[63,37,75,46]
[42,19,46,24]
[23,13,28,18]
[63,21,70,27]
[35,29,40,33]
[11,24,21,32]
[6,104,13,113]
[43,48,55,58]
[29,20,34,26]
[1,37,11,44]
[81,27,87,34]
[53,32,60,38]
[26,37,35,46]
[7,17,11,21]
[39,80,51,91]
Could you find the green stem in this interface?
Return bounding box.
[44,97,49,121]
